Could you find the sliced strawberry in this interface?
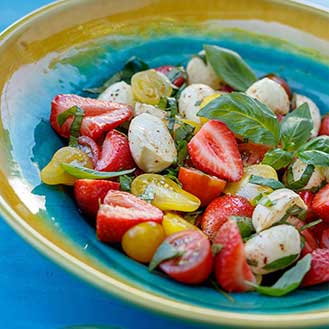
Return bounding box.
[302,248,329,286]
[214,220,255,292]
[201,195,254,241]
[97,191,163,243]
[187,120,243,182]
[74,179,120,217]
[299,191,316,221]
[320,229,329,249]
[95,130,134,172]
[238,142,270,166]
[319,115,329,136]
[312,184,329,223]
[50,94,133,140]
[310,221,329,244]
[78,136,100,166]
[154,65,187,88]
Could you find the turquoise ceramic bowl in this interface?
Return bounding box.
[0,0,328,328]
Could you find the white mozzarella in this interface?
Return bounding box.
[246,78,290,115]
[252,188,307,233]
[245,224,301,275]
[98,81,135,106]
[134,102,168,120]
[178,84,215,123]
[128,113,177,173]
[186,51,222,89]
[295,94,321,138]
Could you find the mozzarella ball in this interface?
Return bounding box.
[246,78,290,115]
[134,102,168,121]
[178,84,215,123]
[128,113,177,173]
[245,224,301,275]
[186,51,222,89]
[252,188,307,233]
[295,94,321,138]
[98,81,135,106]
[289,158,325,191]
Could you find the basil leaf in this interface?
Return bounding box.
[280,103,313,151]
[210,279,235,302]
[262,148,293,170]
[162,167,181,185]
[211,243,223,256]
[174,122,195,166]
[297,136,329,167]
[184,210,203,225]
[300,219,322,231]
[247,254,311,297]
[285,164,314,190]
[149,241,183,271]
[119,175,133,192]
[61,163,135,179]
[263,254,299,271]
[204,45,256,91]
[198,92,280,146]
[230,216,255,238]
[249,175,285,190]
[165,97,178,134]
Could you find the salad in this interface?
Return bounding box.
[40,45,329,296]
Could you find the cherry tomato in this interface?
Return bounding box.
[162,212,199,236]
[238,142,270,166]
[159,230,213,284]
[131,174,201,212]
[78,136,100,166]
[266,73,292,99]
[122,222,165,263]
[155,65,187,88]
[320,228,329,249]
[319,115,329,136]
[298,191,316,221]
[131,69,172,105]
[178,167,226,206]
[40,146,93,185]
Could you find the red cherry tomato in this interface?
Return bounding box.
[298,191,316,221]
[238,142,270,166]
[154,65,187,88]
[78,136,100,166]
[319,115,329,136]
[266,73,292,99]
[178,167,226,206]
[159,230,213,284]
[320,229,329,249]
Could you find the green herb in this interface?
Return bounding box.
[286,204,307,221]
[165,97,178,134]
[249,175,285,190]
[285,163,314,190]
[138,185,155,202]
[297,136,329,167]
[211,243,223,256]
[165,66,187,86]
[230,216,255,238]
[184,210,203,225]
[149,241,183,271]
[262,148,294,170]
[84,56,149,94]
[158,96,168,110]
[300,219,322,232]
[263,254,299,271]
[280,103,313,151]
[198,92,280,147]
[162,167,181,185]
[251,193,267,207]
[174,122,195,166]
[61,163,135,179]
[119,175,133,192]
[210,279,235,302]
[173,82,187,100]
[259,197,274,208]
[57,106,85,147]
[246,254,311,297]
[204,45,256,91]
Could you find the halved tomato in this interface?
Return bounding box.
[238,142,270,166]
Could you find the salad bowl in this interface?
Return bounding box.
[0,0,328,328]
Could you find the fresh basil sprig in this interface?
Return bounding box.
[262,148,293,170]
[198,92,280,147]
[249,175,285,190]
[204,45,256,91]
[230,216,255,238]
[263,254,299,271]
[119,175,134,192]
[285,164,314,190]
[174,122,195,166]
[246,254,311,297]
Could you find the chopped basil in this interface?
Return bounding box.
[204,45,256,91]
[164,97,178,134]
[300,219,322,232]
[162,167,181,185]
[297,136,329,167]
[174,122,195,166]
[285,163,314,190]
[61,163,135,179]
[198,92,280,147]
[230,216,255,238]
[211,243,223,256]
[249,175,285,190]
[210,278,235,302]
[263,254,299,271]
[246,254,311,297]
[119,175,133,192]
[184,210,203,225]
[262,148,294,170]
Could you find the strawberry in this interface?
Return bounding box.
[312,184,329,223]
[201,195,254,241]
[78,136,100,166]
[298,191,316,221]
[320,228,329,249]
[50,94,132,140]
[155,65,186,87]
[187,120,243,182]
[302,248,329,286]
[214,220,255,292]
[74,179,120,217]
[310,221,329,244]
[95,130,134,172]
[319,115,329,136]
[96,191,163,243]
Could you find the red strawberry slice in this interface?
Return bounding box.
[201,195,254,241]
[320,228,329,249]
[312,184,329,223]
[319,115,329,136]
[238,142,270,166]
[214,220,255,292]
[97,191,163,243]
[50,94,133,140]
[298,191,316,221]
[74,179,120,217]
[95,130,135,172]
[302,248,329,286]
[187,120,243,182]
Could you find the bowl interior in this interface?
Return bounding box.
[0,0,329,327]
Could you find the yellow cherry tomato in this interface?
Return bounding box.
[131,69,172,105]
[225,164,278,201]
[40,146,93,186]
[131,174,201,212]
[121,222,165,263]
[162,212,199,236]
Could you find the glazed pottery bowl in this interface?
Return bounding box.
[0,0,328,328]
